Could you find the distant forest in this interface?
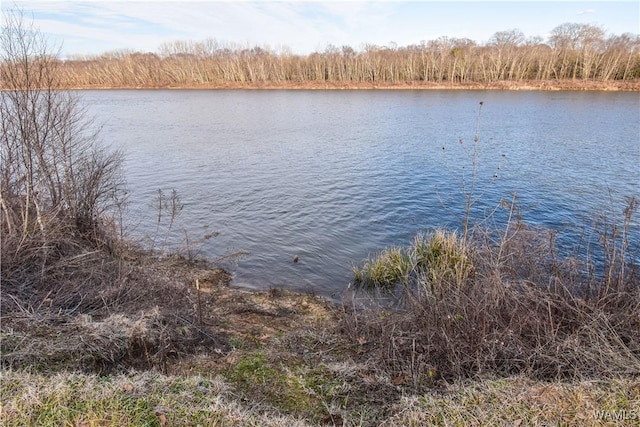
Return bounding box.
[57,23,639,87]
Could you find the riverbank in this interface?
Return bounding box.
[2,275,638,426]
[65,78,640,91]
[2,236,639,425]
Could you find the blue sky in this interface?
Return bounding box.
[5,1,639,57]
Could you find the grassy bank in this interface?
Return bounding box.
[2,370,638,426]
[2,184,639,426]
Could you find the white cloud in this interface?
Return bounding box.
[7,1,638,57]
[577,8,597,15]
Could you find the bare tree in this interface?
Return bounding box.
[1,9,125,277]
[12,20,638,90]
[487,30,525,80]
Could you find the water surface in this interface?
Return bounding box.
[82,90,640,298]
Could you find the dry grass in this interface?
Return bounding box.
[2,370,638,426]
[382,376,640,427]
[1,246,230,372]
[344,199,640,389]
[2,193,637,425]
[1,209,638,425]
[0,370,313,426]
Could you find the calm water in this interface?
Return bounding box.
[81,90,640,299]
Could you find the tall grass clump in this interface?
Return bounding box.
[412,230,474,296]
[353,246,412,290]
[344,104,640,390]
[353,230,473,299]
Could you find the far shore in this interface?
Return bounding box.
[65,79,640,91]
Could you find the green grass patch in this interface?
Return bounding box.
[353,229,472,294]
[222,351,349,422]
[353,246,412,290]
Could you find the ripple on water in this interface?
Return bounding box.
[83,90,640,297]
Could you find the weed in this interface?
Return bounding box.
[438,101,505,240]
[353,229,473,299]
[347,103,640,389]
[150,188,184,253]
[353,246,411,290]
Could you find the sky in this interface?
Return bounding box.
[4,1,639,58]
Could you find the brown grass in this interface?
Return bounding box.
[1,250,228,373]
[343,199,640,390]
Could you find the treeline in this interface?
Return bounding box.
[58,23,640,87]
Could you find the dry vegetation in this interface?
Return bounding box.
[345,105,640,393]
[2,10,640,427]
[50,24,640,90]
[2,371,639,426]
[347,205,640,384]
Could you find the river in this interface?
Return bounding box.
[81,89,640,299]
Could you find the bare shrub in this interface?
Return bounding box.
[1,10,126,300]
[344,199,640,390]
[0,13,233,377]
